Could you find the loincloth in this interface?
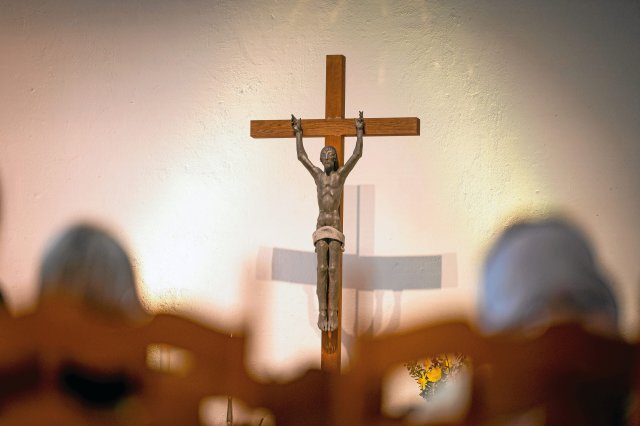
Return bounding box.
[312,226,345,251]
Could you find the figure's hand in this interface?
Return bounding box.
[355,111,364,132]
[291,114,302,134]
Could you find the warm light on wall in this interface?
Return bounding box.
[0,1,638,374]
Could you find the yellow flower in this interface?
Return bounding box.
[426,367,442,382]
[443,354,452,369]
[423,358,432,369]
[417,372,427,390]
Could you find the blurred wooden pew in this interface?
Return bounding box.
[0,299,637,425]
[0,298,335,425]
[336,319,638,425]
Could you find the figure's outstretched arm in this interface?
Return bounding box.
[292,115,319,176]
[340,111,364,180]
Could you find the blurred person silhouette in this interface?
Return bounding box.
[38,222,147,321]
[478,216,619,335]
[475,217,632,425]
[36,222,148,409]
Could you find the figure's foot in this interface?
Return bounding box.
[318,309,329,331]
[327,309,338,331]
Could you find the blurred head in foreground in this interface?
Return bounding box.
[39,223,146,320]
[478,217,618,335]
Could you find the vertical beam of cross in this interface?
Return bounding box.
[322,55,346,372]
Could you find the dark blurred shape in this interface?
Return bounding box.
[59,362,139,409]
[0,356,40,405]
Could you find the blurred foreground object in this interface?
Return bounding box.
[0,300,636,424]
[339,318,638,425]
[478,217,619,335]
[0,298,334,425]
[38,223,147,320]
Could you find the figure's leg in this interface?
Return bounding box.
[327,240,342,331]
[316,240,329,331]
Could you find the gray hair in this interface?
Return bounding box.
[478,217,618,334]
[39,223,146,319]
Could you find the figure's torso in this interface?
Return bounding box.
[316,172,342,230]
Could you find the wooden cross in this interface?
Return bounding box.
[250,55,420,372]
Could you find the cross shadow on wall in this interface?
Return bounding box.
[256,185,451,356]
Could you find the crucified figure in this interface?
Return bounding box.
[292,112,364,331]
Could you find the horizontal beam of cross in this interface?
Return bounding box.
[250,117,420,138]
[272,248,442,291]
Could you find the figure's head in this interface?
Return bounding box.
[320,146,338,172]
[38,223,146,320]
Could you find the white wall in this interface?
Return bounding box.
[1,0,639,375]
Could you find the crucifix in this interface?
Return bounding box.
[250,55,420,372]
